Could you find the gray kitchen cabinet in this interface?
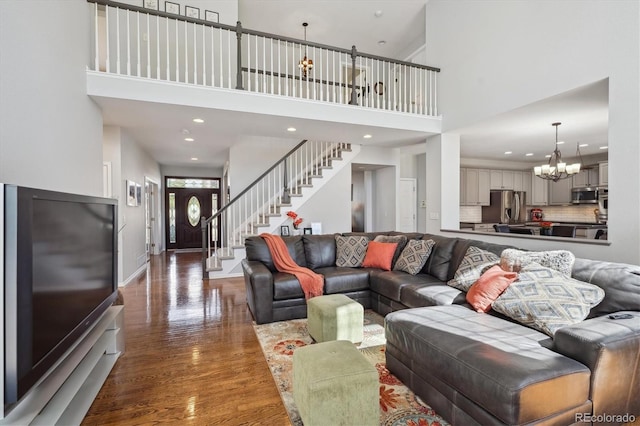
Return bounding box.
[461,168,490,206]
[490,170,514,190]
[531,172,548,205]
[572,168,599,187]
[548,177,573,205]
[599,162,608,186]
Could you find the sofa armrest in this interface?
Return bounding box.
[553,312,640,419]
[241,259,275,324]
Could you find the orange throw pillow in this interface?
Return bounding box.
[361,241,398,271]
[466,265,518,313]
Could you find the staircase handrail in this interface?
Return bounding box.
[202,139,307,228]
[86,0,440,73]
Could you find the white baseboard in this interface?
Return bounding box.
[119,263,147,287]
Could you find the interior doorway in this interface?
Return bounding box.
[398,178,417,232]
[144,178,159,260]
[165,177,220,250]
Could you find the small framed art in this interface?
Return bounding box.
[143,0,159,10]
[280,225,290,236]
[126,180,137,206]
[303,227,313,235]
[205,10,219,23]
[135,183,142,206]
[165,1,179,15]
[185,6,200,19]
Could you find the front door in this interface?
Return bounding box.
[166,177,220,250]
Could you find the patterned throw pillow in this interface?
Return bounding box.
[335,235,369,267]
[447,246,500,292]
[374,235,408,268]
[393,239,435,275]
[500,249,575,276]
[492,262,605,336]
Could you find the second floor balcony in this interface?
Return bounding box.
[88,0,441,130]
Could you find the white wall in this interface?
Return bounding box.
[425,0,640,263]
[228,136,299,197]
[295,165,351,235]
[0,1,103,196]
[115,128,162,283]
[372,166,397,231]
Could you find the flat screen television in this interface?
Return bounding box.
[2,184,118,411]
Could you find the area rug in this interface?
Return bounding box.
[253,311,449,426]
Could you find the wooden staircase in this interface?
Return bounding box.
[203,141,360,278]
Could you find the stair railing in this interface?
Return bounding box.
[201,140,350,278]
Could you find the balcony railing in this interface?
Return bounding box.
[88,0,440,116]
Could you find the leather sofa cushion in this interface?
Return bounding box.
[315,267,370,294]
[571,257,640,317]
[273,272,304,300]
[400,282,467,308]
[385,306,591,425]
[303,234,337,269]
[369,270,433,302]
[245,235,307,272]
[420,234,458,281]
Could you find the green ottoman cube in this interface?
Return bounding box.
[307,294,364,343]
[293,340,379,426]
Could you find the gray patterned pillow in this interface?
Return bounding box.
[335,235,369,267]
[492,262,605,336]
[500,249,575,276]
[393,239,435,275]
[447,246,500,292]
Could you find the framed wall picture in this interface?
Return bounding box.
[303,227,313,235]
[185,6,200,19]
[143,0,159,10]
[127,180,137,206]
[280,225,290,236]
[165,1,179,15]
[205,10,219,23]
[135,183,142,206]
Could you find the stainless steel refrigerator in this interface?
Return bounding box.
[482,190,527,223]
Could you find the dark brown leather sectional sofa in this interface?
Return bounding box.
[241,232,640,425]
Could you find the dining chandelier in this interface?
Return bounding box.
[298,22,314,78]
[534,122,582,182]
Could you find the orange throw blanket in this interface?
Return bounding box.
[261,233,324,299]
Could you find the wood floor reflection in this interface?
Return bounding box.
[82,252,290,425]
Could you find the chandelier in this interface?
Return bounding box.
[298,22,313,78]
[534,122,582,182]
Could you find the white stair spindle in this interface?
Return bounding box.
[175,20,179,82]
[126,11,130,75]
[136,12,140,77]
[165,17,169,80]
[270,38,274,94]
[227,28,231,88]
[116,7,120,74]
[193,23,197,85]
[218,29,223,87]
[94,3,99,71]
[210,27,214,87]
[184,22,188,83]
[262,36,266,93]
[105,5,110,72]
[255,35,259,92]
[154,14,159,79]
[202,24,206,85]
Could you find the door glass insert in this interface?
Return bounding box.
[167,178,219,189]
[187,196,201,227]
[169,193,176,243]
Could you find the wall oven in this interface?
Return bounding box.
[571,186,599,204]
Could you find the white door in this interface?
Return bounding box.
[398,178,417,232]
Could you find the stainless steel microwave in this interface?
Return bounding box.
[571,186,599,204]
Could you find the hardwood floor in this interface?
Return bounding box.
[82,252,290,425]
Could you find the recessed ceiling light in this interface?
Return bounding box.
[193,118,204,123]
[579,143,589,147]
[545,154,552,158]
[378,40,387,46]
[374,10,383,17]
[191,157,198,161]
[287,127,296,132]
[525,153,534,156]
[184,137,194,142]
[363,134,372,139]
[556,141,565,145]
[599,145,608,150]
[504,151,512,155]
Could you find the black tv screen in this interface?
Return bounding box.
[3,185,118,409]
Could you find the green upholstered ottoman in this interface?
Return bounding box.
[293,340,378,426]
[307,294,364,343]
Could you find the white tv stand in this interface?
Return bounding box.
[0,305,124,425]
